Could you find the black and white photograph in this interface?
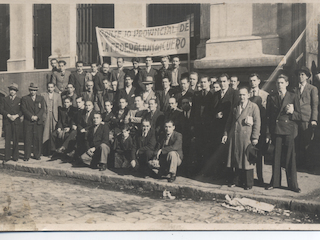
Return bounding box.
[1,0,320,232]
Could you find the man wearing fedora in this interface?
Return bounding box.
[21,83,46,161]
[0,83,22,162]
[294,66,318,169]
[141,76,156,109]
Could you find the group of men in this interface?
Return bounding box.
[1,55,318,189]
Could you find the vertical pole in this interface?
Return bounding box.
[187,19,191,71]
[96,26,104,65]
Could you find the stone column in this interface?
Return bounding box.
[111,3,147,65]
[195,3,284,69]
[7,4,34,71]
[196,4,210,59]
[49,4,77,68]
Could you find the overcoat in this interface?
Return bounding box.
[225,100,261,170]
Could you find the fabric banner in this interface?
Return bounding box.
[96,21,190,57]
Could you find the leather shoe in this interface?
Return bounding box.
[244,186,252,190]
[99,163,107,171]
[291,188,301,193]
[265,186,274,190]
[35,157,41,160]
[228,184,236,188]
[56,146,66,154]
[23,158,29,162]
[168,173,176,183]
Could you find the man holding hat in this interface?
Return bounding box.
[0,83,22,161]
[141,76,156,108]
[294,66,318,168]
[21,83,45,161]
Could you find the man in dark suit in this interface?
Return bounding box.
[83,113,111,171]
[149,120,183,182]
[164,97,184,133]
[170,55,188,92]
[1,83,22,162]
[190,75,215,168]
[52,60,71,93]
[139,56,158,91]
[119,73,137,110]
[294,67,318,168]
[212,73,239,149]
[102,100,116,129]
[51,96,77,154]
[69,61,86,96]
[75,100,97,160]
[189,72,198,92]
[155,56,172,91]
[110,57,128,90]
[156,77,175,113]
[46,58,58,84]
[129,57,144,94]
[265,74,302,193]
[21,83,45,161]
[175,77,194,109]
[145,98,164,138]
[134,118,157,173]
[101,62,111,83]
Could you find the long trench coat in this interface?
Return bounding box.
[224,100,261,170]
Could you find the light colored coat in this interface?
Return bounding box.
[41,91,62,143]
[225,100,261,170]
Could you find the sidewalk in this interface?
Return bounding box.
[1,138,320,213]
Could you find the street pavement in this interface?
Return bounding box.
[0,169,318,231]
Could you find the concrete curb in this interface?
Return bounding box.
[2,161,320,214]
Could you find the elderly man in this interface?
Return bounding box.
[52,60,71,93]
[21,83,45,161]
[110,57,128,90]
[69,61,86,96]
[139,56,158,91]
[149,120,183,182]
[222,87,261,190]
[293,67,318,168]
[82,113,110,171]
[1,83,22,162]
[265,74,302,193]
[81,80,101,111]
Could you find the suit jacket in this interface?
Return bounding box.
[136,129,157,152]
[52,70,72,93]
[80,91,96,105]
[249,88,269,109]
[102,111,116,129]
[119,86,137,110]
[139,67,158,91]
[1,96,22,125]
[21,94,45,125]
[69,71,87,96]
[86,123,110,149]
[294,83,318,122]
[154,131,183,160]
[266,91,301,137]
[114,107,129,126]
[145,109,164,135]
[175,90,194,109]
[110,68,129,90]
[191,90,215,126]
[61,92,78,107]
[142,90,156,108]
[129,67,144,94]
[77,110,97,131]
[57,106,77,129]
[212,87,239,130]
[156,88,176,113]
[85,72,104,92]
[170,66,188,87]
[114,135,136,160]
[41,91,62,124]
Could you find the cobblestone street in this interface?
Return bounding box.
[0,169,318,231]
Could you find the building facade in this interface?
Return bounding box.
[0,3,319,96]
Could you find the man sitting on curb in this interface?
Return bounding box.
[81,112,110,171]
[148,120,183,182]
